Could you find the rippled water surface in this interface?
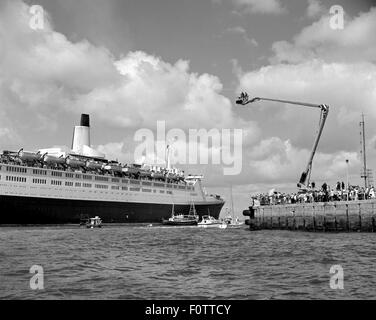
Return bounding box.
[1,225,376,299]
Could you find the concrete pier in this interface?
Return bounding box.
[246,200,376,232]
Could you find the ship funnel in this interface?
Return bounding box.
[72,114,91,154]
[80,114,90,127]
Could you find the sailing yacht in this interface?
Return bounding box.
[224,186,244,228]
[162,202,199,226]
[198,209,226,228]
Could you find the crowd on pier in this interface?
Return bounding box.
[252,181,376,206]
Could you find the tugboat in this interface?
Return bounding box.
[162,203,199,226]
[86,216,102,229]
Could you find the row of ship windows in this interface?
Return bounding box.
[5,176,27,183]
[2,175,176,194]
[1,166,193,190]
[6,166,27,173]
[32,178,47,184]
[54,181,114,189]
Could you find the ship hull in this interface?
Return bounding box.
[0,195,224,224]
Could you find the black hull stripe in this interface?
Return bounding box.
[0,195,224,224]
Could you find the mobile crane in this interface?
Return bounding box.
[236,92,329,190]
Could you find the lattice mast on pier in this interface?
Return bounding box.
[360,113,369,188]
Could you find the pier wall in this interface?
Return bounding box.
[248,200,376,232]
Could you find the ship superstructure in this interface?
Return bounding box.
[0,115,224,224]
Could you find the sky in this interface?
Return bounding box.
[1,0,376,215]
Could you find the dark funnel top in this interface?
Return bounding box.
[80,114,90,127]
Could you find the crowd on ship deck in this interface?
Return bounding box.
[251,181,376,206]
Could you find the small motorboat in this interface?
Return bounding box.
[85,216,102,229]
[198,215,222,228]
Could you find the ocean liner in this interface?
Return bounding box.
[0,115,224,224]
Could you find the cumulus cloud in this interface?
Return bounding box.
[0,0,251,133]
[0,0,122,139]
[238,60,376,137]
[271,7,376,64]
[247,137,360,185]
[71,51,247,130]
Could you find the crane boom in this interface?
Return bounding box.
[236,93,329,189]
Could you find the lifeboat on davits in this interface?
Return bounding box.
[166,172,179,182]
[150,166,165,180]
[151,171,165,180]
[43,154,66,165]
[85,160,104,171]
[122,165,140,176]
[18,149,43,162]
[103,163,122,173]
[66,157,85,168]
[139,169,152,178]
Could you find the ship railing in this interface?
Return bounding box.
[1,156,190,186]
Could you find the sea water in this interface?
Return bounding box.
[1,225,376,299]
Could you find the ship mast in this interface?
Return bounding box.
[166,144,172,170]
[230,185,234,219]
